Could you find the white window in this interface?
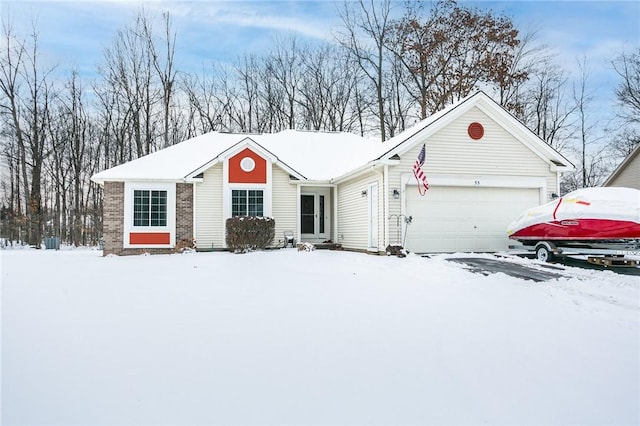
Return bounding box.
[232,189,264,216]
[123,182,176,248]
[133,190,167,226]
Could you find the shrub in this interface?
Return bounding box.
[226,216,275,253]
[174,238,196,253]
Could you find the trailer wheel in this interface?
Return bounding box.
[535,244,554,262]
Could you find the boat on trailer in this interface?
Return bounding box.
[507,187,640,264]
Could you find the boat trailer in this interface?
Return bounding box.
[511,240,640,268]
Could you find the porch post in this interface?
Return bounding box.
[333,185,339,244]
[296,184,301,243]
[383,164,389,249]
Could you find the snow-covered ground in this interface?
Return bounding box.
[2,248,638,425]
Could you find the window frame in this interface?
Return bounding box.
[231,189,264,217]
[133,189,168,227]
[123,182,176,248]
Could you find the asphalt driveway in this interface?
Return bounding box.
[446,257,566,282]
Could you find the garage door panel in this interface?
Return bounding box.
[410,235,475,253]
[411,223,475,235]
[474,236,501,252]
[405,186,540,253]
[472,208,500,219]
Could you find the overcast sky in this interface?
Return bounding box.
[2,0,639,128]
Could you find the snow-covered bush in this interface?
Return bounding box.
[225,216,275,253]
[297,242,315,252]
[385,244,407,258]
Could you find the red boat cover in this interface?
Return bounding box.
[507,187,640,240]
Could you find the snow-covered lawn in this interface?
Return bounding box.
[2,248,638,425]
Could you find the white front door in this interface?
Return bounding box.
[368,182,379,249]
[301,190,330,241]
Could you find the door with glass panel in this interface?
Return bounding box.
[300,190,329,241]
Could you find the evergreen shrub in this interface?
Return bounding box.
[226,216,275,253]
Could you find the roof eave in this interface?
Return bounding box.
[185,158,221,180]
[603,143,640,185]
[550,164,573,173]
[473,96,574,170]
[183,137,307,181]
[332,160,382,184]
[90,177,186,185]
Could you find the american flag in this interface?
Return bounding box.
[412,143,429,196]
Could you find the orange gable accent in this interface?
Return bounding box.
[130,232,171,245]
[228,148,267,184]
[468,122,484,140]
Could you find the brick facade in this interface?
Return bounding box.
[103,181,125,256]
[175,183,194,245]
[101,181,194,256]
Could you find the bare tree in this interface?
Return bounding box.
[233,54,262,132]
[493,28,542,118]
[143,11,178,149]
[0,126,25,242]
[0,20,28,242]
[609,128,639,158]
[100,10,159,159]
[45,106,71,242]
[0,19,54,246]
[383,54,412,136]
[613,48,640,126]
[521,55,575,150]
[297,44,364,132]
[610,49,640,156]
[571,57,602,188]
[561,151,608,193]
[265,35,303,130]
[337,0,393,141]
[64,70,90,245]
[183,63,228,133]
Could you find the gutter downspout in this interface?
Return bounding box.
[371,165,385,254]
[383,164,389,249]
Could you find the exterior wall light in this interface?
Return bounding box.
[392,189,400,199]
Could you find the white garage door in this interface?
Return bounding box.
[405,186,541,253]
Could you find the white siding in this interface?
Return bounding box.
[271,167,298,247]
[337,171,384,252]
[608,153,640,190]
[195,164,223,250]
[386,106,557,245]
[195,163,297,250]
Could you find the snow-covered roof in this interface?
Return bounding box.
[91,129,389,184]
[91,91,573,185]
[91,132,242,183]
[258,130,389,180]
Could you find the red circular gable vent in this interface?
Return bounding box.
[468,122,484,140]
